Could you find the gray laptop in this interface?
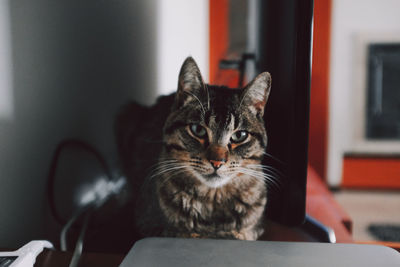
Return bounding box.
[120,238,400,267]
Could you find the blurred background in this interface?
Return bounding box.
[0,0,399,251]
[0,0,208,248]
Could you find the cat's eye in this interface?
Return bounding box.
[231,130,248,143]
[190,124,207,138]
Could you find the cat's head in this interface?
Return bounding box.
[162,57,271,188]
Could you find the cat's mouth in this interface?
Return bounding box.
[200,172,232,188]
[188,168,229,188]
[188,166,232,188]
[204,172,222,179]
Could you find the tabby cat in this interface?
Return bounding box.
[116,57,272,240]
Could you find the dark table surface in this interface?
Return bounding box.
[35,249,124,267]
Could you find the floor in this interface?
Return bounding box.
[334,190,400,241]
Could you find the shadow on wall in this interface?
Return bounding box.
[0,0,157,247]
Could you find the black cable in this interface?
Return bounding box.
[46,139,112,225]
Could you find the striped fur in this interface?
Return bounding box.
[117,57,273,240]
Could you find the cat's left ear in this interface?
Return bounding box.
[241,72,271,116]
[175,57,208,108]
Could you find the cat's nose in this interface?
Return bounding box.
[206,145,228,170]
[209,159,226,170]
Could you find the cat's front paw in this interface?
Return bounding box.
[232,229,259,241]
[190,233,201,238]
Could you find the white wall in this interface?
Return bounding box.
[0,1,13,120]
[156,0,209,95]
[328,0,400,186]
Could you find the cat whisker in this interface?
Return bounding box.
[150,161,182,170]
[235,167,282,192]
[159,169,188,187]
[241,164,280,177]
[246,164,285,178]
[148,159,180,170]
[262,151,285,164]
[149,164,183,176]
[150,159,180,165]
[148,166,188,185]
[147,160,187,181]
[150,165,187,177]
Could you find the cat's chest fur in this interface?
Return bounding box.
[157,173,267,240]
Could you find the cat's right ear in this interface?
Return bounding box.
[240,72,271,116]
[175,57,208,109]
